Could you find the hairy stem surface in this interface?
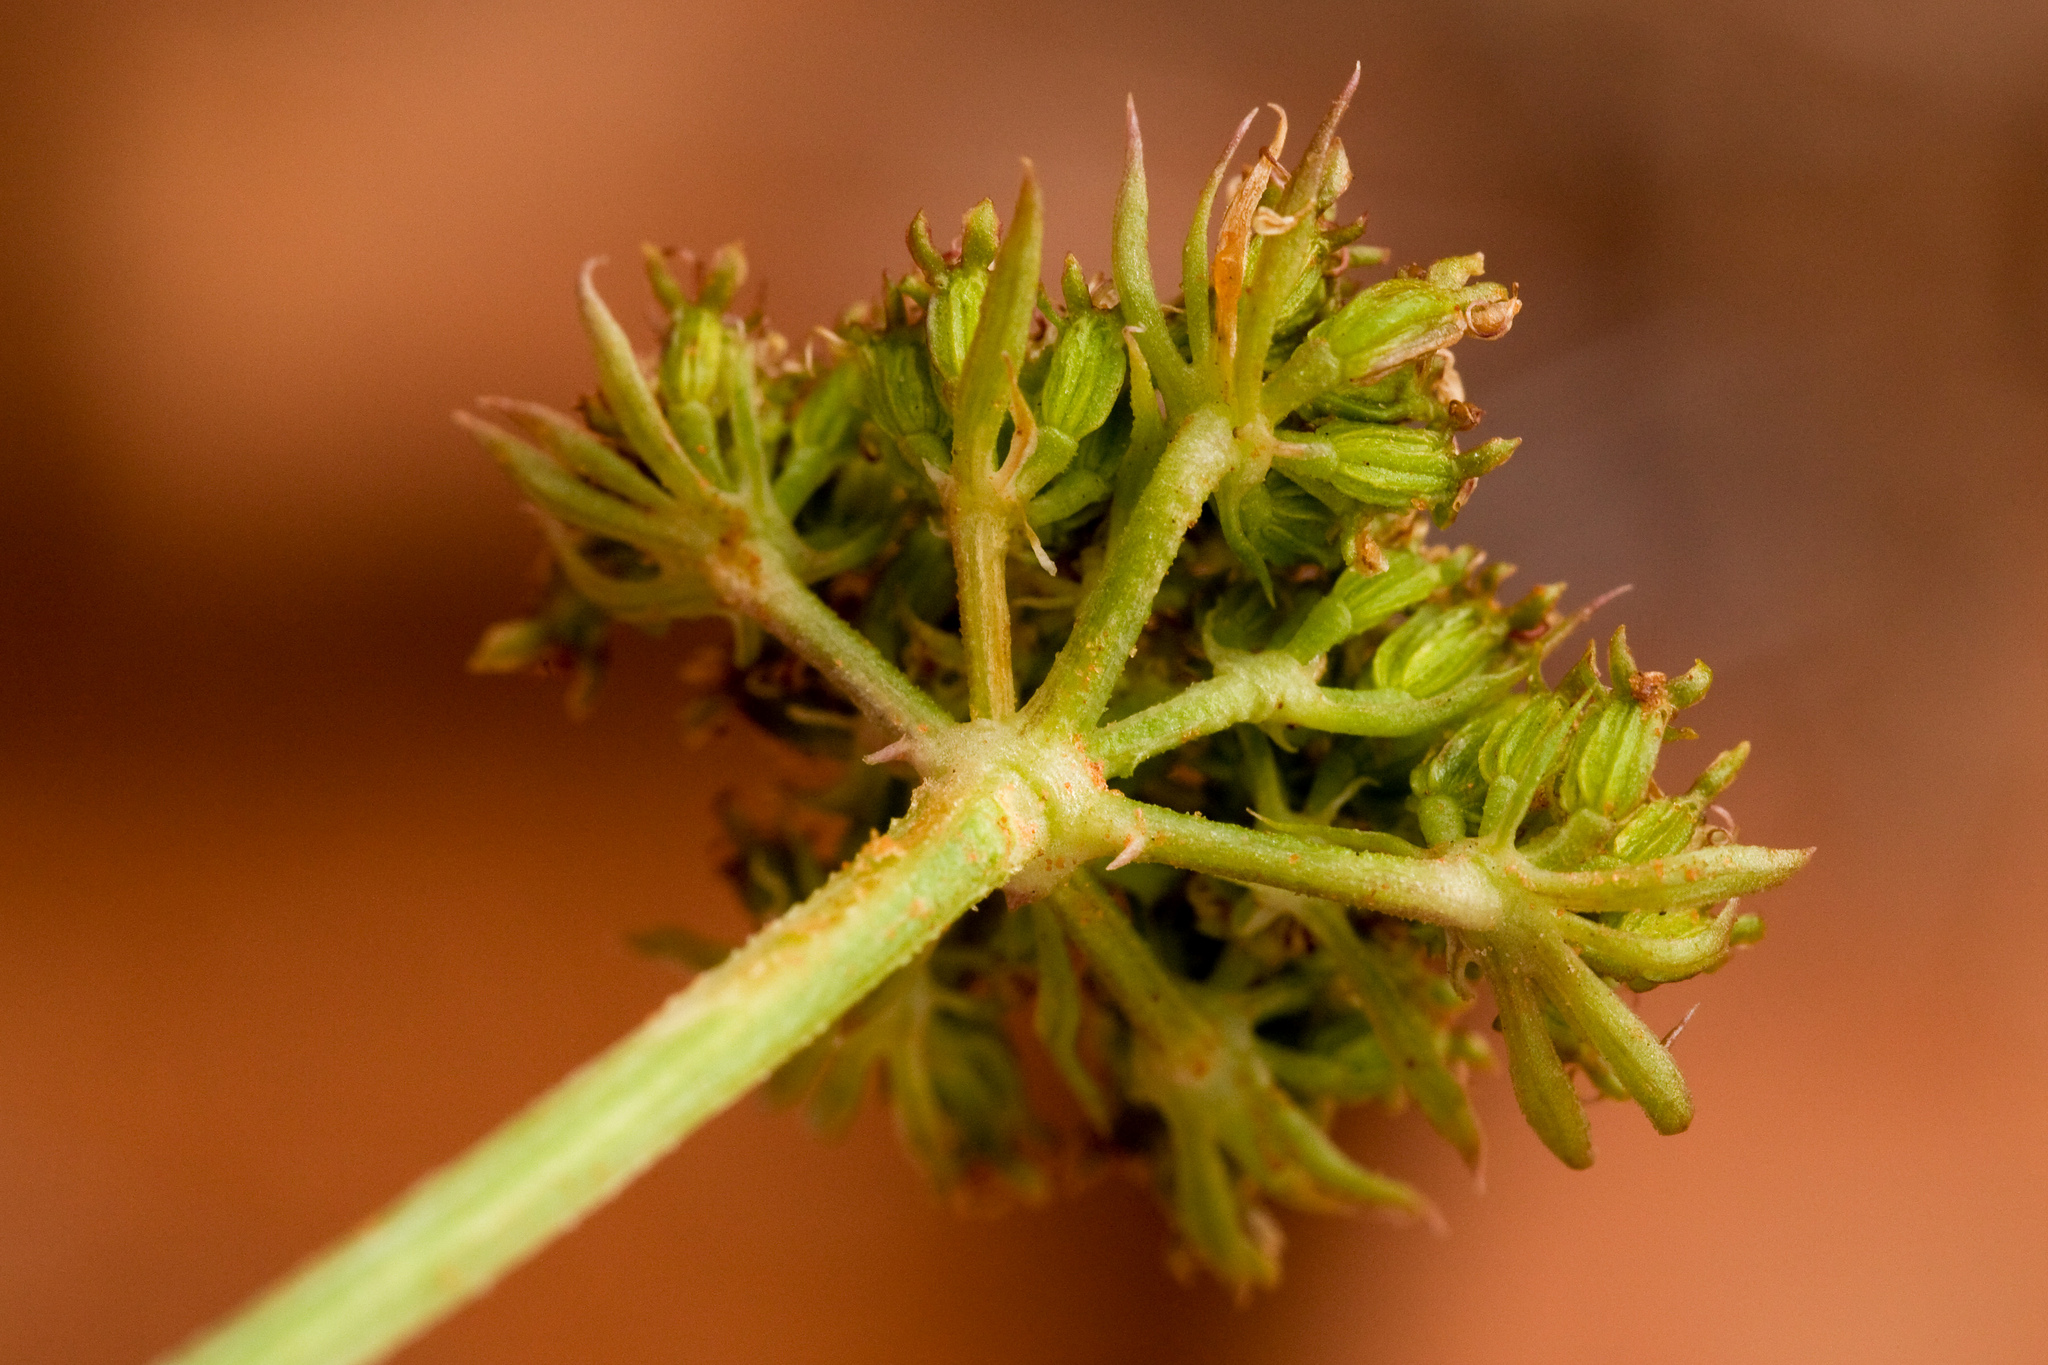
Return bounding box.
[160,774,1021,1365]
[1024,408,1235,735]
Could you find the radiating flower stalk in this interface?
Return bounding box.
[164,72,1806,1365]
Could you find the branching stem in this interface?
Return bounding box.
[1092,794,1508,931]
[707,540,953,740]
[1087,659,1519,777]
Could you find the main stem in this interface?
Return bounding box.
[160,773,1020,1365]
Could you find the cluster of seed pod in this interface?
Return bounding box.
[468,82,1792,1289]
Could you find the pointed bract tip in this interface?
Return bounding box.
[1262,102,1290,159]
[1340,61,1362,106]
[1585,583,1634,614]
[1229,105,1259,148]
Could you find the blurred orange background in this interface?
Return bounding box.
[4,2,2046,1361]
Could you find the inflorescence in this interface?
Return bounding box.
[465,73,1806,1290]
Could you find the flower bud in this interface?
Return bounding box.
[1558,629,1715,821]
[660,305,727,412]
[924,264,987,397]
[1282,549,1442,661]
[856,331,951,472]
[1606,741,1748,864]
[1410,696,1525,840]
[1038,298,1127,442]
[960,199,1001,270]
[699,242,747,312]
[910,200,1004,403]
[1476,691,1586,841]
[1557,693,1661,819]
[1282,423,1516,513]
[1370,604,1508,696]
[1307,255,1518,381]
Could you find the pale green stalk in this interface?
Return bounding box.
[1091,794,1508,931]
[1283,895,1483,1164]
[948,170,1042,721]
[1086,657,1518,777]
[160,773,1021,1365]
[1047,873,1212,1052]
[707,541,953,739]
[1022,407,1236,736]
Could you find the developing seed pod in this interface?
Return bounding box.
[1476,692,1585,842]
[773,361,868,514]
[1309,253,1518,381]
[1281,550,1443,661]
[911,200,1001,405]
[1558,628,1713,820]
[855,330,952,474]
[1305,353,1460,427]
[1409,695,1526,843]
[1281,423,1517,512]
[1230,471,1345,571]
[1018,257,1128,498]
[1265,245,1331,340]
[1605,740,1749,865]
[660,307,727,413]
[1370,604,1509,696]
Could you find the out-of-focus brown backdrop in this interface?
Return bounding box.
[4,1,2044,1361]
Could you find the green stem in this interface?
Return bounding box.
[160,775,1019,1365]
[1047,872,1213,1059]
[1023,407,1235,736]
[1097,794,1506,931]
[1086,654,1307,776]
[1088,658,1516,777]
[946,169,1040,722]
[708,541,953,740]
[952,494,1018,720]
[1283,896,1483,1166]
